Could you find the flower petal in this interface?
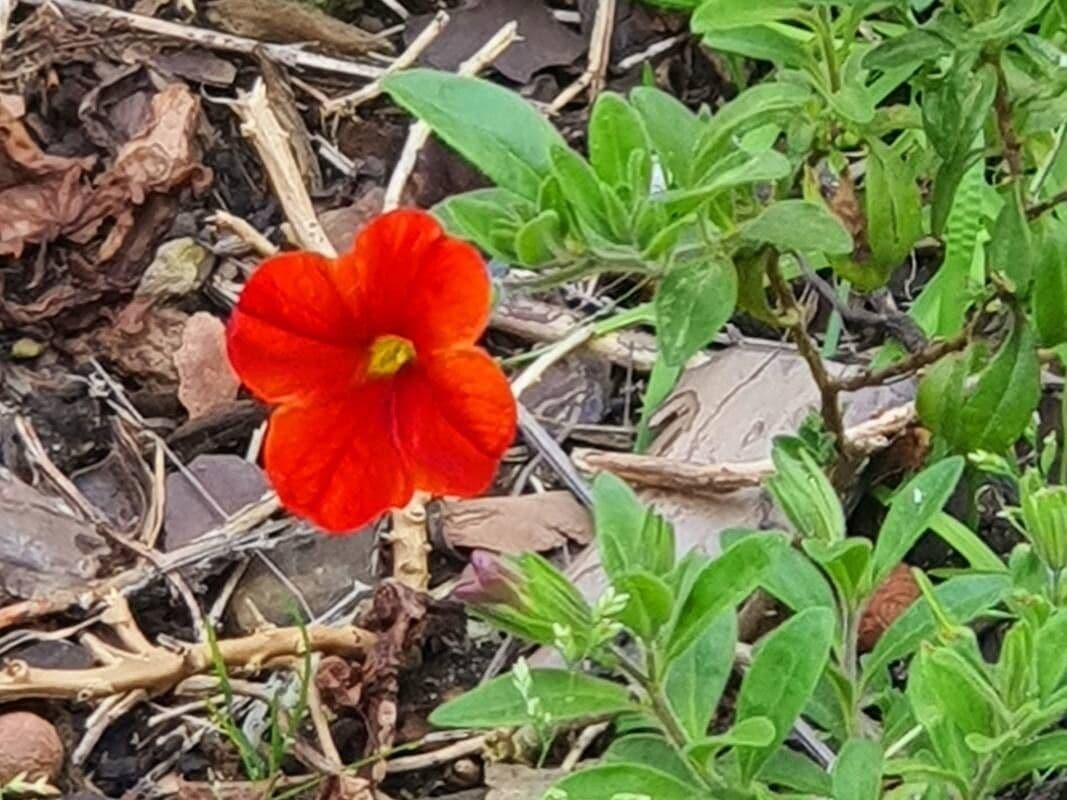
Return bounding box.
[227,251,366,404]
[333,209,491,352]
[394,347,516,496]
[264,383,413,533]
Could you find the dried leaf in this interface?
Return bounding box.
[0,470,108,601]
[858,563,921,652]
[430,492,592,554]
[405,0,585,83]
[137,237,215,298]
[205,0,391,56]
[74,303,188,390]
[175,312,240,419]
[0,95,95,257]
[90,83,213,259]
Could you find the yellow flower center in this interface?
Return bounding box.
[367,334,415,378]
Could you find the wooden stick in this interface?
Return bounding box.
[233,80,336,256]
[572,403,916,494]
[550,0,616,112]
[17,0,385,78]
[0,597,376,701]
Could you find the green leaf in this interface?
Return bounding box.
[742,200,854,255]
[863,28,955,72]
[832,738,884,800]
[692,0,810,30]
[755,747,833,794]
[924,647,1001,737]
[546,763,702,800]
[1033,221,1067,346]
[434,188,533,261]
[918,316,1041,455]
[664,611,736,740]
[987,183,1035,290]
[589,92,652,194]
[862,574,1010,689]
[429,669,634,729]
[593,473,675,582]
[655,256,738,367]
[615,571,674,642]
[804,538,873,607]
[603,735,702,787]
[654,150,791,213]
[1036,609,1067,701]
[853,139,922,290]
[549,145,617,241]
[694,83,812,177]
[702,24,814,69]
[993,732,1067,787]
[927,512,1007,573]
[723,528,837,613]
[513,210,564,267]
[687,718,777,765]
[630,87,702,187]
[667,533,787,660]
[871,456,965,585]
[383,70,565,200]
[735,607,835,784]
[767,438,845,543]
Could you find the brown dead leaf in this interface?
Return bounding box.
[175,312,240,419]
[859,563,921,652]
[90,83,213,260]
[205,0,391,55]
[0,470,108,601]
[315,655,363,710]
[0,94,95,257]
[406,0,585,83]
[430,492,592,554]
[72,302,188,390]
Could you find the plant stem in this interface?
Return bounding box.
[767,253,852,459]
[992,56,1023,183]
[841,604,861,736]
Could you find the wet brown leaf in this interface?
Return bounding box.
[175,312,240,419]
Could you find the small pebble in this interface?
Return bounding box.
[0,711,64,783]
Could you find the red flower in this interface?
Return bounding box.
[226,209,517,533]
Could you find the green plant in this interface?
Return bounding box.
[434,434,1067,797]
[204,624,313,791]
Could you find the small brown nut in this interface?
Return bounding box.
[0,711,64,783]
[858,563,922,653]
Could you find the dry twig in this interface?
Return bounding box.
[0,596,375,701]
[18,0,385,78]
[550,0,616,112]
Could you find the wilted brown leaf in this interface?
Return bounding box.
[91,83,213,260]
[0,94,95,258]
[206,0,391,56]
[858,563,921,652]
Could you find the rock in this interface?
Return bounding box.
[174,313,240,419]
[163,455,269,550]
[0,712,64,783]
[135,237,214,299]
[227,529,377,633]
[0,470,108,601]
